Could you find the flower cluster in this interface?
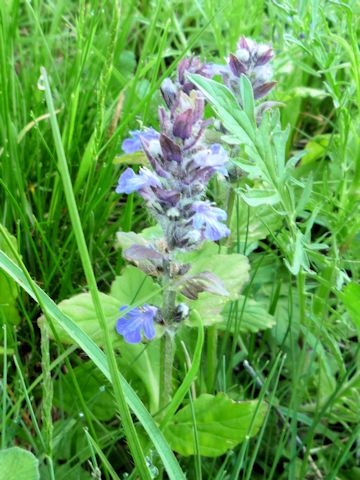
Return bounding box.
[206,36,278,181]
[115,37,277,343]
[227,36,276,100]
[116,61,230,250]
[208,36,275,102]
[115,58,231,343]
[161,56,212,102]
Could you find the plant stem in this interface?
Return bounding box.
[206,325,217,392]
[162,284,177,322]
[159,311,204,430]
[159,263,176,413]
[159,330,174,411]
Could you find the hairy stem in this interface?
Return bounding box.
[162,287,177,323]
[159,263,176,413]
[159,330,174,412]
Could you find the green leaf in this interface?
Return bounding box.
[44,292,120,345]
[301,134,330,165]
[164,393,267,457]
[113,151,148,166]
[116,231,149,251]
[119,340,161,413]
[0,447,39,480]
[180,243,249,326]
[189,295,275,332]
[0,227,20,324]
[239,75,256,127]
[341,282,360,336]
[115,227,163,253]
[229,198,282,252]
[110,265,162,306]
[53,361,116,421]
[140,225,164,240]
[0,250,185,480]
[180,243,250,299]
[240,189,281,207]
[292,86,329,100]
[119,50,136,74]
[188,293,226,326]
[283,231,309,275]
[221,296,276,333]
[188,74,255,146]
[45,266,162,346]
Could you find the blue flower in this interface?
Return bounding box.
[192,144,229,179]
[116,167,160,194]
[116,304,157,344]
[192,201,230,241]
[209,144,229,174]
[121,128,159,154]
[202,63,228,77]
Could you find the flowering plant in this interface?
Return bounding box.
[113,38,278,414]
[39,35,280,462]
[116,39,276,336]
[115,57,232,345]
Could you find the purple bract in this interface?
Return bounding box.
[207,36,276,101]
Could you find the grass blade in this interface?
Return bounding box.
[39,66,151,479]
[0,237,184,478]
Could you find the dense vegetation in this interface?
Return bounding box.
[0,1,359,479]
